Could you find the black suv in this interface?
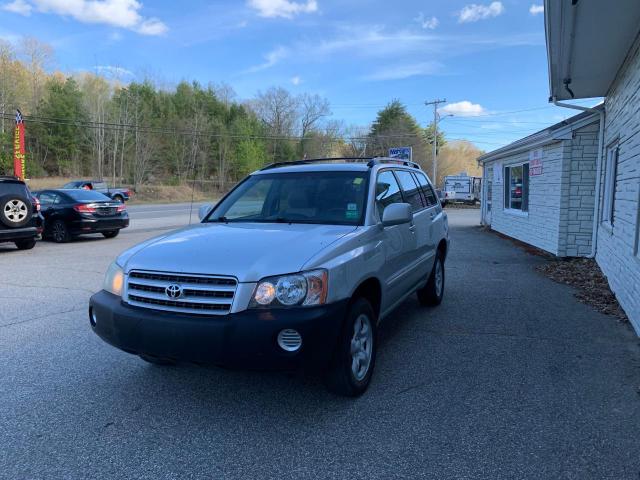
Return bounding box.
[0,176,43,250]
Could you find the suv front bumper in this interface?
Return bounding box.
[89,290,348,371]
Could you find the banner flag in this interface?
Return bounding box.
[13,109,25,180]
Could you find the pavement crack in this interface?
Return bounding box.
[0,305,86,329]
[0,282,95,295]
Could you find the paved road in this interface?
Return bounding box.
[1,208,639,479]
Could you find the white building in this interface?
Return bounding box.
[479,109,601,257]
[480,0,640,334]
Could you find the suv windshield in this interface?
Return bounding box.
[208,171,369,225]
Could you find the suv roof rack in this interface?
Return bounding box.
[260,157,373,171]
[0,175,21,181]
[259,156,422,171]
[366,157,422,170]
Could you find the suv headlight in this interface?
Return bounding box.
[250,269,328,308]
[103,262,124,297]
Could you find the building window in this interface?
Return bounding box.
[601,141,618,226]
[504,163,529,212]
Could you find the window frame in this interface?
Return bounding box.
[412,171,439,208]
[394,169,427,212]
[601,140,619,228]
[503,162,529,215]
[374,168,405,219]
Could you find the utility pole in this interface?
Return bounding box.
[425,98,446,185]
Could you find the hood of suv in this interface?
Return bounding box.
[120,222,357,282]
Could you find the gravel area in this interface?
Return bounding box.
[537,258,628,322]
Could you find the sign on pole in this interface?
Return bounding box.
[13,110,25,180]
[389,147,412,161]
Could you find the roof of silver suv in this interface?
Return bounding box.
[253,157,422,175]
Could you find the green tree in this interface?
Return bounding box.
[368,100,429,168]
[33,78,88,175]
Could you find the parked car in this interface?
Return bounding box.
[62,180,133,203]
[33,189,129,243]
[0,175,43,250]
[89,158,449,396]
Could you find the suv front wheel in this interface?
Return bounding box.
[326,297,377,397]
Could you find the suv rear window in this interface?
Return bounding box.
[0,180,30,197]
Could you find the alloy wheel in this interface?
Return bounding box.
[350,313,373,381]
[4,199,27,223]
[434,259,443,297]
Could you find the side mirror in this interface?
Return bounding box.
[382,203,413,227]
[198,203,213,221]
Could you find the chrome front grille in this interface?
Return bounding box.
[125,270,237,315]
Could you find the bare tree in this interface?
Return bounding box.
[251,86,299,137]
[21,37,53,113]
[299,93,331,138]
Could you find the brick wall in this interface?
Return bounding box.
[560,123,599,257]
[596,33,640,335]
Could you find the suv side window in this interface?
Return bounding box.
[413,171,438,207]
[395,170,424,211]
[375,170,403,216]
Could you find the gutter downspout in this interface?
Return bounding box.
[552,98,604,258]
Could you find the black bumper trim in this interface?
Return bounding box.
[89,290,348,371]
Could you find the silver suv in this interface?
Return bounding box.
[89,158,450,396]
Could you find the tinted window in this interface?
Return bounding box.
[395,170,424,211]
[210,171,368,225]
[0,181,29,196]
[63,190,111,202]
[375,170,403,216]
[39,192,59,206]
[62,181,81,188]
[414,172,438,207]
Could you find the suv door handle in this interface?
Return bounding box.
[409,223,416,233]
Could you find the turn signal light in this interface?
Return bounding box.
[116,204,126,212]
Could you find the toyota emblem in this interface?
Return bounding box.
[165,284,183,299]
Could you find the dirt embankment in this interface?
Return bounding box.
[25,177,217,204]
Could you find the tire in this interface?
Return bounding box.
[0,194,32,228]
[417,251,445,306]
[102,230,120,239]
[113,195,124,203]
[139,354,176,366]
[50,219,71,243]
[325,298,377,397]
[15,238,36,250]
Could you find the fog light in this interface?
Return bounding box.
[89,308,97,327]
[277,329,302,352]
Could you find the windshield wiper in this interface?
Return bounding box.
[213,216,228,223]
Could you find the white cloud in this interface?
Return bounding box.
[248,0,317,19]
[3,0,168,36]
[291,75,301,85]
[458,2,504,23]
[414,12,438,30]
[439,101,486,117]
[94,65,134,78]
[2,0,31,15]
[244,46,289,73]
[529,4,543,15]
[365,61,442,81]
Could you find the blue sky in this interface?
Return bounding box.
[0,0,599,151]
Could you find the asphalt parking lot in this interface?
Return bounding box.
[1,207,639,479]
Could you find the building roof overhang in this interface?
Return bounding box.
[545,0,640,101]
